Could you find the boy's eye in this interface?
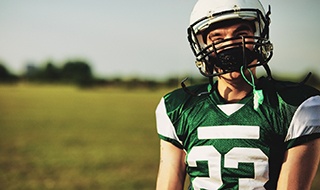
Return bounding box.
[207,35,223,44]
[211,38,223,44]
[236,30,251,37]
[237,33,246,36]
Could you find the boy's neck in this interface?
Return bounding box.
[217,76,253,103]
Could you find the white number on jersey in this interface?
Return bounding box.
[187,126,269,190]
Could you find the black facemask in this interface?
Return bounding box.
[208,47,258,73]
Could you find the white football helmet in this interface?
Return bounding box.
[188,0,273,77]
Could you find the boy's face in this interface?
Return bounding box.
[205,21,255,54]
[204,20,257,81]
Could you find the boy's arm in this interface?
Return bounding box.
[277,138,320,190]
[156,140,186,190]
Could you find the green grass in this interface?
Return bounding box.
[0,84,319,189]
[0,84,167,190]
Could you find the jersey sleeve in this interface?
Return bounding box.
[285,95,320,149]
[155,98,184,149]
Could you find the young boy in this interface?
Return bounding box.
[155,0,320,189]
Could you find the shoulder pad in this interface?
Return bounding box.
[257,77,320,107]
[275,80,319,106]
[163,83,210,111]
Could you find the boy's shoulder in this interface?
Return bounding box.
[258,76,320,106]
[163,83,210,110]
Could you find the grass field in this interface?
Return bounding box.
[0,84,319,190]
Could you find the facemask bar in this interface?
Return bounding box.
[198,35,273,77]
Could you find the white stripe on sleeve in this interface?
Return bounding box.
[155,98,182,145]
[285,95,320,142]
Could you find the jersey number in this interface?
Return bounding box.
[187,126,269,190]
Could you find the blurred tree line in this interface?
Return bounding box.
[24,61,95,87]
[0,60,205,89]
[0,60,98,87]
[0,60,319,89]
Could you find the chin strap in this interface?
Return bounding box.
[181,76,215,97]
[240,66,264,110]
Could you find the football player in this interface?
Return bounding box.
[155,0,320,189]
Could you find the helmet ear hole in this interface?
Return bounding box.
[195,61,209,75]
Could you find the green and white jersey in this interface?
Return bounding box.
[155,79,320,190]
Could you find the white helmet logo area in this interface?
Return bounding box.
[187,0,273,77]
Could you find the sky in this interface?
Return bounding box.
[0,0,319,80]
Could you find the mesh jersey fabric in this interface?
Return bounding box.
[155,77,320,190]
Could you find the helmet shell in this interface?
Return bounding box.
[190,0,266,35]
